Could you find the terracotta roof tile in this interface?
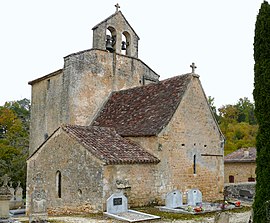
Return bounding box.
[93,74,192,136]
[62,125,160,165]
[224,147,256,163]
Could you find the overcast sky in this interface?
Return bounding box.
[0,1,263,108]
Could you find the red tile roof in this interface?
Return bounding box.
[224,147,256,163]
[62,125,160,165]
[92,74,193,136]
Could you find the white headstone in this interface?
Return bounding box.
[15,182,23,202]
[9,182,15,201]
[106,193,128,214]
[165,190,183,208]
[187,189,202,206]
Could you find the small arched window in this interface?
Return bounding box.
[56,171,62,198]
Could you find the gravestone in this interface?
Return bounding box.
[105,193,160,222]
[9,182,15,202]
[0,174,12,219]
[165,190,183,208]
[106,193,127,214]
[15,181,23,202]
[29,173,48,223]
[187,189,202,206]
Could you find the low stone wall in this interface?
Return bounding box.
[224,182,255,200]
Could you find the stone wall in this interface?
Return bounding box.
[103,164,159,209]
[92,11,139,58]
[29,70,63,155]
[128,75,224,203]
[29,49,159,155]
[27,128,104,214]
[224,182,255,200]
[224,162,256,183]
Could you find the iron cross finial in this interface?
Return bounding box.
[115,3,120,12]
[190,62,197,73]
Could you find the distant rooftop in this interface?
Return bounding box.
[224,147,256,163]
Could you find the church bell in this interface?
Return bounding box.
[106,35,114,52]
[121,41,127,50]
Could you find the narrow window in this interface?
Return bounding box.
[193,155,196,174]
[248,177,255,182]
[56,171,62,198]
[229,175,234,183]
[47,79,50,90]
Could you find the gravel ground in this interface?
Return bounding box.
[13,210,252,223]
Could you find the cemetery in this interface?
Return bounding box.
[0,175,25,222]
[158,189,241,215]
[104,193,160,222]
[0,173,252,222]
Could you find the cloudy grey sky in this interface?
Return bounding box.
[0,1,263,107]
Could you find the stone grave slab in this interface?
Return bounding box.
[187,189,202,206]
[165,190,182,208]
[159,190,184,212]
[104,193,160,222]
[158,189,240,215]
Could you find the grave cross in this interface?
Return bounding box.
[1,174,11,186]
[115,3,120,12]
[190,62,197,73]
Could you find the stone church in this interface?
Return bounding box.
[26,7,225,213]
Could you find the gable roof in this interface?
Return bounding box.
[92,74,193,136]
[92,11,139,39]
[62,125,159,165]
[224,147,256,163]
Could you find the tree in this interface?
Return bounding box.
[216,98,258,155]
[253,1,270,222]
[235,97,256,125]
[0,99,30,197]
[208,96,220,122]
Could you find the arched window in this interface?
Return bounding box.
[106,27,116,52]
[122,31,131,56]
[56,171,62,198]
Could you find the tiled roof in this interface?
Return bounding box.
[224,147,256,163]
[62,125,160,165]
[92,74,193,136]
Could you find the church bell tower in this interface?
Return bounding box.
[92,4,140,58]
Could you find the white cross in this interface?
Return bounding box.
[190,62,197,73]
[115,3,120,12]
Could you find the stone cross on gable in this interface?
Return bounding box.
[190,62,197,73]
[115,3,120,12]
